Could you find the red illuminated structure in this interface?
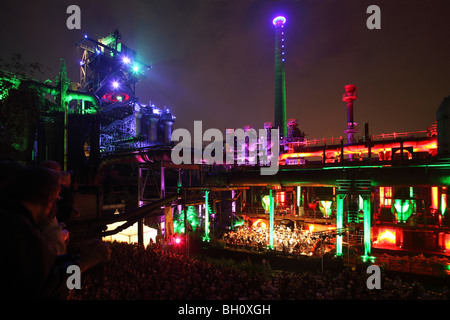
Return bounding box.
[201,88,449,261]
[280,127,437,164]
[102,92,130,103]
[342,84,358,145]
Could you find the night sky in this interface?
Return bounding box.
[2,0,450,140]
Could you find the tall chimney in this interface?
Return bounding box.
[342,84,358,144]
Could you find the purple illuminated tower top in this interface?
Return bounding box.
[272,16,286,26]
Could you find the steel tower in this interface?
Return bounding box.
[273,16,287,139]
[76,30,175,154]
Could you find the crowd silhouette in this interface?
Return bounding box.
[68,241,449,300]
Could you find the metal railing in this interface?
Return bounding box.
[285,126,436,149]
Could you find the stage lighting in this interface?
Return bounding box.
[122,56,131,64]
[112,81,119,89]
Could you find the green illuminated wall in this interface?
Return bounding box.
[269,189,275,249]
[336,194,345,256]
[363,195,371,257]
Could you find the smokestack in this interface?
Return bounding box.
[273,16,287,139]
[342,84,358,144]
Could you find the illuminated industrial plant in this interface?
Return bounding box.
[1,16,450,272]
[77,30,176,154]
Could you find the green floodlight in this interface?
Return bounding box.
[203,190,210,242]
[361,255,376,263]
[393,199,414,223]
[173,206,199,234]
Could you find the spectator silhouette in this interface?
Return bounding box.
[39,160,78,223]
[0,164,110,299]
